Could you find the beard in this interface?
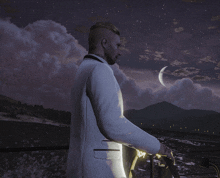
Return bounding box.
[105,52,116,65]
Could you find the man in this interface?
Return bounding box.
[67,22,174,178]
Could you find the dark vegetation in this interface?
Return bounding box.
[0,94,71,124]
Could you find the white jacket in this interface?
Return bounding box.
[66,54,160,178]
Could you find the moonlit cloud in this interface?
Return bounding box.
[170,60,188,66]
[0,19,87,111]
[111,65,220,113]
[208,26,217,30]
[165,78,220,112]
[198,56,216,63]
[119,37,130,54]
[211,15,220,21]
[181,50,191,55]
[139,49,168,62]
[174,27,184,33]
[139,55,150,61]
[172,67,200,77]
[214,62,220,70]
[192,75,212,81]
[154,51,167,61]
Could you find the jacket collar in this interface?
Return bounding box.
[84,54,108,65]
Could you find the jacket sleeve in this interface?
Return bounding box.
[86,63,160,154]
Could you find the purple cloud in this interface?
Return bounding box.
[0,19,87,111]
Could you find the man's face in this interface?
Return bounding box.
[103,33,122,65]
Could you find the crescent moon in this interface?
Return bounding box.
[159,66,168,87]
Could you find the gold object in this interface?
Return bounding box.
[128,149,147,178]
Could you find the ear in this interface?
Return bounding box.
[101,38,108,49]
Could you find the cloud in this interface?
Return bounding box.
[211,15,220,21]
[119,37,131,55]
[170,60,188,66]
[138,49,167,62]
[164,78,220,112]
[192,75,212,81]
[173,19,179,25]
[0,0,20,15]
[181,50,191,55]
[172,67,200,77]
[111,65,220,113]
[198,56,216,63]
[0,19,87,111]
[174,27,184,33]
[214,62,220,70]
[208,26,217,30]
[154,51,167,61]
[139,55,150,61]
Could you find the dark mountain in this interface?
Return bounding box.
[137,101,184,118]
[124,101,220,135]
[124,101,184,125]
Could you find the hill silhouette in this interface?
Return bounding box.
[124,101,220,135]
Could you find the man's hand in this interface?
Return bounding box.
[157,143,179,178]
[157,143,175,163]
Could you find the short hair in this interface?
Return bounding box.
[90,22,120,36]
[88,22,120,52]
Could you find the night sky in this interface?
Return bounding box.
[1,0,220,112]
